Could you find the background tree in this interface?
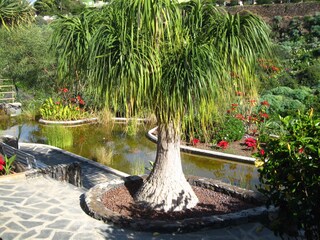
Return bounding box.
[34,0,85,16]
[51,0,271,212]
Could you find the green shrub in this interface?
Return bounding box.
[213,116,245,142]
[255,0,272,4]
[298,63,320,87]
[0,24,57,94]
[256,110,320,239]
[277,72,298,88]
[261,93,306,117]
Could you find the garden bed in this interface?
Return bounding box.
[83,176,275,233]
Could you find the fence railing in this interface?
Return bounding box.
[0,79,15,103]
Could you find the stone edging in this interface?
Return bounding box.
[83,175,277,233]
[19,143,129,178]
[38,117,98,125]
[146,127,256,164]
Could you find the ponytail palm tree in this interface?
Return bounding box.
[52,0,271,212]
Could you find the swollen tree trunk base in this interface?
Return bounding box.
[135,173,198,212]
[134,123,198,212]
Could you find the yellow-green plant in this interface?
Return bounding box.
[90,146,113,165]
[39,92,90,121]
[42,125,73,149]
[0,154,16,175]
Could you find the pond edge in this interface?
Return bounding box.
[146,127,256,165]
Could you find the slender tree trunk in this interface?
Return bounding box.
[134,123,198,212]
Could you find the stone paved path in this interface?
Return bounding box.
[0,143,283,240]
[19,143,128,189]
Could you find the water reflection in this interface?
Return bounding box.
[1,121,259,190]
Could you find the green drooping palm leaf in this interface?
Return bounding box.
[0,0,35,30]
[50,9,104,91]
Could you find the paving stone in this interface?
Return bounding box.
[11,191,34,198]
[19,220,43,228]
[46,198,60,204]
[0,190,14,196]
[0,184,15,190]
[46,219,71,229]
[0,217,11,225]
[35,229,54,239]
[1,197,25,203]
[6,221,26,232]
[52,231,73,240]
[15,212,34,220]
[0,206,10,212]
[31,202,52,209]
[48,207,64,215]
[20,229,37,239]
[0,232,20,239]
[35,213,57,221]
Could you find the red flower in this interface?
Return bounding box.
[271,66,280,72]
[79,99,85,105]
[0,155,5,170]
[298,148,304,154]
[259,112,269,119]
[227,109,231,114]
[260,100,270,107]
[55,101,60,105]
[231,103,238,107]
[249,99,257,106]
[0,155,5,165]
[235,114,245,121]
[235,91,242,96]
[191,138,200,146]
[259,149,265,156]
[217,140,228,149]
[245,138,257,148]
[70,98,76,103]
[61,88,68,93]
[76,95,82,101]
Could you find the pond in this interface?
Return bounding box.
[1,120,259,190]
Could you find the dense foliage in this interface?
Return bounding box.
[0,0,35,29]
[34,0,85,16]
[0,24,57,100]
[256,110,320,239]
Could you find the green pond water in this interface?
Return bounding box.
[1,120,259,190]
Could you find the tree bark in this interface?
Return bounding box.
[134,123,198,212]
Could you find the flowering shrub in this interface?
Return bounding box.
[40,88,90,121]
[226,97,271,136]
[256,110,320,239]
[0,154,16,175]
[217,140,228,149]
[244,137,257,149]
[214,116,245,142]
[191,138,200,146]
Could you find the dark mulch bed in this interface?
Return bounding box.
[102,180,258,221]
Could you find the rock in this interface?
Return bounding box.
[0,135,19,149]
[0,102,22,116]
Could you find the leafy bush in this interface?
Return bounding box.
[261,86,319,116]
[0,24,57,93]
[255,0,272,4]
[256,110,320,239]
[34,0,86,16]
[213,116,245,142]
[297,63,320,87]
[39,89,90,121]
